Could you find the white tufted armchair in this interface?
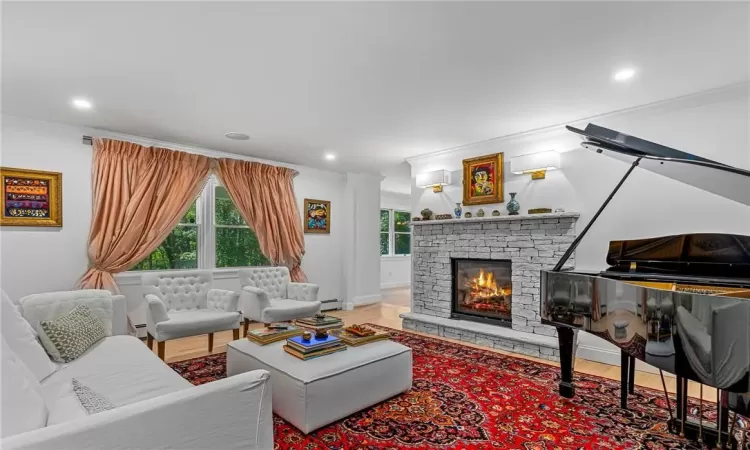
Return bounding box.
[239,267,321,334]
[142,270,241,360]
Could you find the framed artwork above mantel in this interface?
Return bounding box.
[462,153,504,206]
[1,167,62,227]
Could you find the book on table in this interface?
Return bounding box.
[286,334,341,351]
[283,344,346,361]
[294,315,343,330]
[246,324,303,345]
[328,328,390,346]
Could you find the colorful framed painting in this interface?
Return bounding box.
[462,153,504,206]
[1,167,62,227]
[304,199,330,234]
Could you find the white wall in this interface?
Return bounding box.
[380,190,412,289]
[408,83,750,368]
[0,115,356,325]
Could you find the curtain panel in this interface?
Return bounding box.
[76,138,211,291]
[215,158,307,282]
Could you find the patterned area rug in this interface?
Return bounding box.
[169,325,749,449]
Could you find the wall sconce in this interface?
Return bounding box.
[416,170,451,193]
[510,151,561,180]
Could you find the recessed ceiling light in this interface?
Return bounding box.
[71,98,93,110]
[324,153,336,161]
[613,68,636,82]
[224,132,250,141]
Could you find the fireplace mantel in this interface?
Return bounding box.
[403,210,580,361]
[411,211,580,226]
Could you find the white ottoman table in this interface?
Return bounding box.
[227,338,412,434]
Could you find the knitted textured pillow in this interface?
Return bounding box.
[38,305,106,363]
[72,378,115,414]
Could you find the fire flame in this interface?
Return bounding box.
[468,269,508,298]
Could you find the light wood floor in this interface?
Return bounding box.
[151,288,712,400]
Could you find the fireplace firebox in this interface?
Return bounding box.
[451,258,512,327]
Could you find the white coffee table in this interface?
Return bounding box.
[227,338,412,433]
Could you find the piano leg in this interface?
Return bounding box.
[620,351,629,409]
[628,355,635,394]
[557,327,576,398]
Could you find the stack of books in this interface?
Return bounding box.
[329,326,390,347]
[283,334,347,360]
[247,324,303,346]
[294,315,344,332]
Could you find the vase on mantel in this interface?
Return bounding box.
[454,203,462,218]
[506,192,520,215]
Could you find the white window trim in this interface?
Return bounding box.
[380,208,411,258]
[116,176,265,284]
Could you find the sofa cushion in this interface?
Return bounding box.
[1,291,57,381]
[20,290,116,336]
[1,337,48,437]
[38,305,108,363]
[42,335,191,425]
[154,310,240,341]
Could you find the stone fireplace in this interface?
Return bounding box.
[401,212,579,361]
[452,258,512,326]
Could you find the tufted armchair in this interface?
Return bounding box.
[142,270,241,360]
[239,267,321,334]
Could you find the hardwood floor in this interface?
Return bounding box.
[150,289,713,400]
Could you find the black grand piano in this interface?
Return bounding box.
[540,124,750,448]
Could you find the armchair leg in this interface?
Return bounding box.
[157,341,165,360]
[233,328,240,340]
[147,333,154,349]
[244,318,250,338]
[208,332,214,352]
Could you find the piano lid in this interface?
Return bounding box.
[567,123,750,207]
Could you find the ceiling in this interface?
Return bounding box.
[2,2,748,176]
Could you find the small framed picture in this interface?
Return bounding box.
[1,167,62,227]
[462,153,504,206]
[304,199,330,234]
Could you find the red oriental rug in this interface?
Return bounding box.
[169,324,749,449]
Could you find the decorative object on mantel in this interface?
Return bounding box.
[435,214,452,220]
[303,199,331,234]
[476,208,485,217]
[506,192,520,215]
[462,153,504,206]
[464,212,473,218]
[492,210,501,216]
[510,150,561,180]
[555,208,566,213]
[416,170,451,193]
[420,208,433,220]
[411,216,422,221]
[454,203,462,218]
[1,167,62,227]
[528,208,552,214]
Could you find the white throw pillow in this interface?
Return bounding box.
[1,337,49,437]
[19,292,114,336]
[1,290,57,381]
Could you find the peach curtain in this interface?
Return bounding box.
[76,138,211,291]
[215,158,307,282]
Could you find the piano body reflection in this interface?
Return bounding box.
[540,124,750,447]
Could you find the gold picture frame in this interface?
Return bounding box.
[303,198,330,234]
[462,153,504,206]
[1,167,62,227]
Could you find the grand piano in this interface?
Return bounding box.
[540,124,750,448]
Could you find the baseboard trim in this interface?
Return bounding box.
[380,282,411,290]
[343,293,382,310]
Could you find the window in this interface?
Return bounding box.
[380,209,411,256]
[131,177,269,271]
[131,202,198,271]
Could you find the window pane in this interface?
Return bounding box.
[380,209,390,232]
[380,232,389,255]
[394,211,410,232]
[216,227,270,268]
[395,233,410,255]
[131,225,198,270]
[215,186,246,226]
[180,201,197,224]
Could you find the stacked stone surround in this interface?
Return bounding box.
[401,212,579,361]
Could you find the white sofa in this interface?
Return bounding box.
[143,270,241,359]
[1,289,273,450]
[239,267,321,331]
